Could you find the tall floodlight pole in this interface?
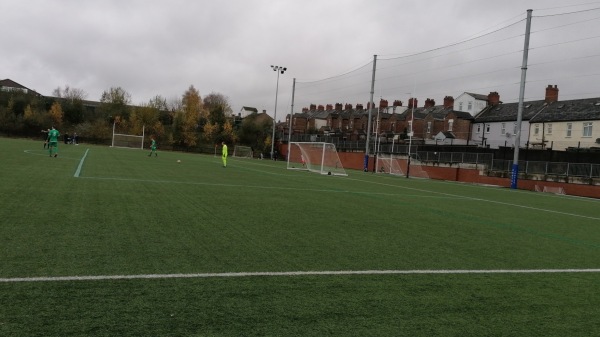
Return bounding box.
[364,55,377,171]
[511,9,533,189]
[287,78,296,161]
[270,65,287,159]
[406,96,415,178]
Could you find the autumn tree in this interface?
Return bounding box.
[174,85,204,148]
[53,85,88,124]
[48,101,64,127]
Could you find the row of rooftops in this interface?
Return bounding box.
[289,85,600,124]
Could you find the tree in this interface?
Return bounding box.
[237,112,272,154]
[221,119,236,144]
[204,92,233,117]
[48,101,63,127]
[176,85,204,148]
[100,87,132,122]
[53,85,88,124]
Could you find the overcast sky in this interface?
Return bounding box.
[3,0,600,120]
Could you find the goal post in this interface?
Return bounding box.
[111,123,145,149]
[375,154,405,176]
[233,145,253,158]
[287,142,347,176]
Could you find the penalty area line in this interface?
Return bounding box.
[2,269,600,283]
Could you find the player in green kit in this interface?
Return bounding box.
[221,141,228,167]
[148,137,157,157]
[47,126,60,157]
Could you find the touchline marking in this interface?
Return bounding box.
[74,148,89,178]
[2,269,599,283]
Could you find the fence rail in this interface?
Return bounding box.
[491,160,600,178]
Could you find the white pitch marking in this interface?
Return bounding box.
[1,269,599,283]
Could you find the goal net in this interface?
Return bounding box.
[375,154,405,176]
[287,142,347,176]
[111,123,145,149]
[407,153,430,179]
[233,145,253,158]
[534,185,566,195]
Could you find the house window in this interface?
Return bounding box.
[485,124,490,133]
[566,123,572,137]
[501,123,506,134]
[448,119,453,132]
[534,124,540,135]
[468,101,473,111]
[547,123,552,134]
[477,124,481,133]
[350,120,354,129]
[583,122,593,137]
[513,123,517,134]
[426,121,431,133]
[408,121,413,133]
[459,102,463,111]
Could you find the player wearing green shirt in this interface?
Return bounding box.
[148,137,157,157]
[222,141,228,167]
[47,127,60,157]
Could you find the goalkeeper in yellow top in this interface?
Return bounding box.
[222,141,228,167]
[47,126,60,157]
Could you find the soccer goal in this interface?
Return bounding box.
[233,145,253,158]
[111,123,145,149]
[534,184,566,195]
[287,142,347,176]
[375,154,405,176]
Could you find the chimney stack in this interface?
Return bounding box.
[310,104,316,110]
[393,100,403,107]
[545,85,559,103]
[424,98,435,108]
[408,98,418,109]
[326,104,333,111]
[488,92,500,106]
[379,99,388,109]
[344,103,353,110]
[317,105,325,111]
[335,103,343,111]
[356,103,364,110]
[443,96,454,109]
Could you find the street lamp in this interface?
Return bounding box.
[270,65,287,159]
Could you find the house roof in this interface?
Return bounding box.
[241,106,258,113]
[435,131,456,139]
[464,92,489,101]
[474,100,546,123]
[529,98,600,122]
[0,78,41,96]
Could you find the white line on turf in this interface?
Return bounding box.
[74,148,89,177]
[2,269,599,283]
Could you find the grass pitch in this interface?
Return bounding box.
[1,137,599,336]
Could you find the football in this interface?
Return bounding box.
[177,160,181,163]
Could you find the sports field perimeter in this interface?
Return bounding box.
[1,137,599,336]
